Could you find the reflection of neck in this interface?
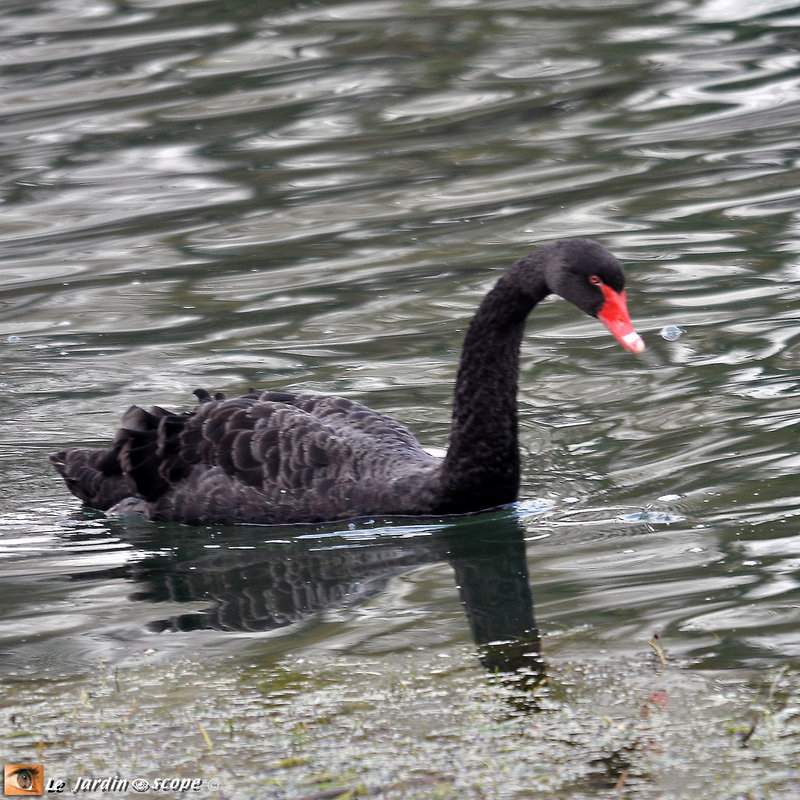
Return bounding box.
[441,266,548,512]
[446,517,539,672]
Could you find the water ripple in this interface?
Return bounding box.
[2,0,800,674]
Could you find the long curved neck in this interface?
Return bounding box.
[440,259,549,512]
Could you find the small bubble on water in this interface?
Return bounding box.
[7,335,20,343]
[660,325,683,341]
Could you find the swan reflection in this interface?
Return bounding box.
[71,511,542,680]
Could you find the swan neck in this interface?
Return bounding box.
[441,264,547,511]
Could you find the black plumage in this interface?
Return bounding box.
[50,238,644,525]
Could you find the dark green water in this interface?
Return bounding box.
[2,0,800,796]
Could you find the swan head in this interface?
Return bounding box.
[535,238,645,355]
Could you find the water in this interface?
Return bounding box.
[3,0,800,793]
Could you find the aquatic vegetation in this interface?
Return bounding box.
[2,646,798,799]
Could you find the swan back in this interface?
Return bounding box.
[52,389,442,524]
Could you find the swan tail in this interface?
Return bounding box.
[49,444,131,511]
[49,403,188,509]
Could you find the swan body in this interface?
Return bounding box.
[50,238,644,525]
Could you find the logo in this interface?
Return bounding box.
[3,765,44,796]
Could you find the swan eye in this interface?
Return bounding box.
[588,275,602,285]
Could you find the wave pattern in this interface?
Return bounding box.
[2,0,800,672]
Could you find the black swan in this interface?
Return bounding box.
[50,238,644,525]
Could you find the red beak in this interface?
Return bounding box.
[597,285,645,354]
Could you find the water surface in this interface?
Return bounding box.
[2,0,800,794]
